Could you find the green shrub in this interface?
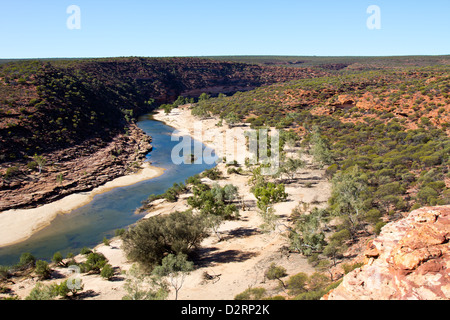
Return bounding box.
[4,166,20,180]
[329,229,352,245]
[80,247,92,255]
[100,264,115,280]
[265,263,287,288]
[115,228,126,237]
[122,210,208,270]
[234,287,267,300]
[83,252,108,273]
[0,266,11,281]
[202,167,222,180]
[52,252,66,267]
[286,272,309,296]
[35,260,51,280]
[374,221,387,235]
[18,252,36,269]
[417,186,439,205]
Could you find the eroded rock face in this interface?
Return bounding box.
[0,124,152,212]
[325,206,450,300]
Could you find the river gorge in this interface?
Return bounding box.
[0,113,217,266]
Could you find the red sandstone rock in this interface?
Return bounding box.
[325,206,450,300]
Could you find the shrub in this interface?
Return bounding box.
[83,252,108,273]
[286,272,309,296]
[18,252,36,269]
[265,263,287,288]
[374,221,387,235]
[122,210,208,270]
[202,167,222,180]
[35,260,51,280]
[4,166,20,180]
[325,163,338,179]
[234,287,267,300]
[80,247,92,255]
[52,252,66,267]
[329,229,352,245]
[0,265,11,282]
[341,262,364,274]
[115,228,126,237]
[253,182,288,210]
[417,186,439,205]
[364,208,383,225]
[100,264,115,280]
[26,283,56,300]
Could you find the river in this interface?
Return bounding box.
[0,113,217,266]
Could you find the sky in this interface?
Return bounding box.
[0,0,449,59]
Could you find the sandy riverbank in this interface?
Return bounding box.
[2,106,332,300]
[0,162,165,247]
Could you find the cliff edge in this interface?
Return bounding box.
[325,205,450,300]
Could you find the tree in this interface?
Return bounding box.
[225,112,240,128]
[32,154,46,174]
[316,260,334,281]
[198,93,211,101]
[152,253,194,300]
[187,183,239,239]
[100,264,115,280]
[35,260,51,280]
[26,283,56,300]
[259,205,279,233]
[122,210,208,270]
[52,251,67,267]
[310,127,333,167]
[265,263,287,288]
[203,213,225,241]
[329,166,369,234]
[288,207,328,256]
[277,156,305,182]
[323,240,347,267]
[191,104,210,119]
[83,252,108,274]
[18,252,36,269]
[53,279,84,298]
[286,272,309,296]
[280,129,299,151]
[234,287,267,300]
[188,183,239,220]
[122,264,169,300]
[253,182,288,211]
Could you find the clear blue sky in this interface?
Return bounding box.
[0,0,449,58]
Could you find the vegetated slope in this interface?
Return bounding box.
[190,64,450,256]
[193,66,450,130]
[204,55,450,72]
[0,57,325,211]
[0,57,325,163]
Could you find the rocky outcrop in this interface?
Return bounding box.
[325,206,450,300]
[0,124,152,212]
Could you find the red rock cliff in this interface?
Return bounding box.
[325,205,450,300]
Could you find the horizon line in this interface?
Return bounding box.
[1,54,450,61]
